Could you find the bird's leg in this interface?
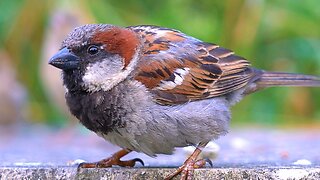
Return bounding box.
[165,141,209,180]
[78,149,144,168]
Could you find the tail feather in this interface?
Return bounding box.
[257,71,320,88]
[244,70,320,94]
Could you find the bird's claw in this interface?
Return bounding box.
[132,158,145,166]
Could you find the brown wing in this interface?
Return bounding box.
[130,26,255,105]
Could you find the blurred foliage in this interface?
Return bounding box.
[0,0,319,127]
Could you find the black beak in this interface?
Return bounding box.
[49,47,80,70]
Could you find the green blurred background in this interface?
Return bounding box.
[0,0,319,128]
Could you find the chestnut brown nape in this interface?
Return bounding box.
[92,27,140,68]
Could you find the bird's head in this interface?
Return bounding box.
[49,24,141,92]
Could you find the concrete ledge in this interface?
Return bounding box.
[1,127,320,179]
[1,167,320,180]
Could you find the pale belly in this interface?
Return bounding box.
[97,97,231,157]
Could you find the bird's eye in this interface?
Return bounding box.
[87,45,100,55]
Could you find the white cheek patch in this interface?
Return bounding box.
[156,67,190,90]
[82,52,139,92]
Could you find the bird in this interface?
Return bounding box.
[49,24,320,179]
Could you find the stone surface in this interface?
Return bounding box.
[1,167,320,180]
[0,125,320,179]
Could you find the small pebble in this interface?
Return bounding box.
[292,159,312,166]
[67,159,86,166]
[230,137,250,150]
[183,141,220,159]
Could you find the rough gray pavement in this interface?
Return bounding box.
[0,125,320,179]
[1,167,320,180]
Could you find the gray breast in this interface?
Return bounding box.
[67,79,232,156]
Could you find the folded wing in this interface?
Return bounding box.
[130,25,255,105]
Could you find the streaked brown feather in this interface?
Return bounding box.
[135,59,184,89]
[129,26,255,105]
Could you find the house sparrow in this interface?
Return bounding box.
[49,24,320,179]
